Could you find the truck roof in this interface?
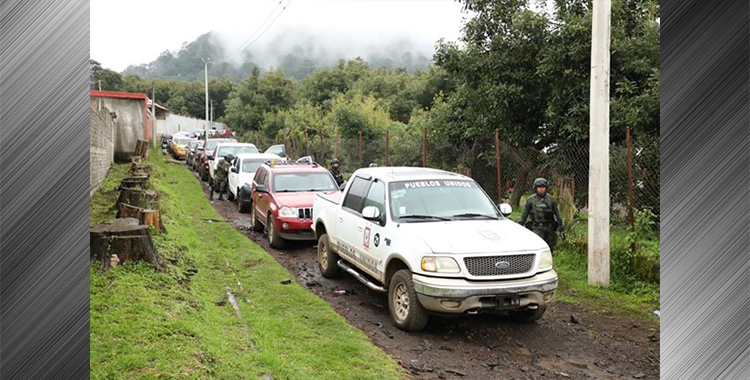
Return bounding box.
[263,162,328,173]
[354,167,471,182]
[233,153,283,160]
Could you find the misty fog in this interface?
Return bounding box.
[122,27,440,81]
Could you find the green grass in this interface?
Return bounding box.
[508,198,660,322]
[90,151,403,380]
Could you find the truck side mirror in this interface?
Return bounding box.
[499,203,512,217]
[231,167,238,173]
[255,185,268,194]
[362,206,381,221]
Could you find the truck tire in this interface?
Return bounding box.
[238,189,251,214]
[317,234,340,278]
[249,204,263,231]
[388,270,429,331]
[509,305,547,323]
[267,214,285,249]
[201,169,208,182]
[227,190,235,201]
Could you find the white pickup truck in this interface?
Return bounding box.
[311,167,558,331]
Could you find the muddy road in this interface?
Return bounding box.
[194,171,659,380]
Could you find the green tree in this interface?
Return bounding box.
[90,59,123,91]
[222,68,296,132]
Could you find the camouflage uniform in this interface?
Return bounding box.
[518,178,564,253]
[211,154,233,200]
[329,157,344,187]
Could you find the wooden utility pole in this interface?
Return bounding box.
[202,58,210,141]
[588,0,611,287]
[422,128,427,168]
[151,85,156,148]
[358,131,363,168]
[495,128,502,203]
[385,128,390,166]
[627,126,635,254]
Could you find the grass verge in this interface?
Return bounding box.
[90,152,403,380]
[509,203,660,323]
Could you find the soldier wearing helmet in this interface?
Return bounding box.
[518,178,564,253]
[211,153,234,201]
[329,157,344,187]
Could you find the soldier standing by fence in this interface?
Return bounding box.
[518,178,565,254]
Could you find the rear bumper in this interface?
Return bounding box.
[412,270,558,314]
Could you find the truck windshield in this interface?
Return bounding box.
[273,173,338,193]
[389,179,500,222]
[217,145,259,157]
[241,159,267,173]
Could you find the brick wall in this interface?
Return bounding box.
[90,100,115,197]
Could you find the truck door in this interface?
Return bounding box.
[358,178,388,276]
[338,175,370,261]
[228,157,240,195]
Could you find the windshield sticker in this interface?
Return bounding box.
[398,180,475,190]
[391,189,406,198]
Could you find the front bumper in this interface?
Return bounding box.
[276,218,315,241]
[412,270,558,314]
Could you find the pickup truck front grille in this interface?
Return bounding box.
[463,254,536,276]
[297,207,312,219]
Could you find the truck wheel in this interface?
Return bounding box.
[509,305,547,323]
[388,270,429,331]
[201,169,208,182]
[267,214,285,249]
[249,204,263,231]
[317,234,340,278]
[227,190,235,201]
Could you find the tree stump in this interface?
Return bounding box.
[130,163,152,175]
[118,203,167,233]
[134,139,150,158]
[116,187,158,213]
[90,218,164,271]
[119,176,150,190]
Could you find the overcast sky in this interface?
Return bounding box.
[91,0,469,72]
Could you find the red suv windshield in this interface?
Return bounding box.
[273,172,337,193]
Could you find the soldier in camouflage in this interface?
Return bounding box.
[329,157,344,187]
[210,154,234,201]
[518,178,564,254]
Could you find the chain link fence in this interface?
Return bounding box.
[242,127,660,226]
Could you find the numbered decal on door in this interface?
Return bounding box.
[363,226,371,248]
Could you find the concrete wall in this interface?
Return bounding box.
[98,97,146,157]
[155,113,226,137]
[90,100,115,197]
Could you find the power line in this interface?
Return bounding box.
[224,0,286,59]
[235,0,292,54]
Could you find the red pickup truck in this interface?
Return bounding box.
[248,162,340,248]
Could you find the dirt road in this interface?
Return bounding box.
[195,171,659,380]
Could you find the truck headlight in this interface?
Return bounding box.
[538,249,553,270]
[278,207,298,218]
[421,256,460,273]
